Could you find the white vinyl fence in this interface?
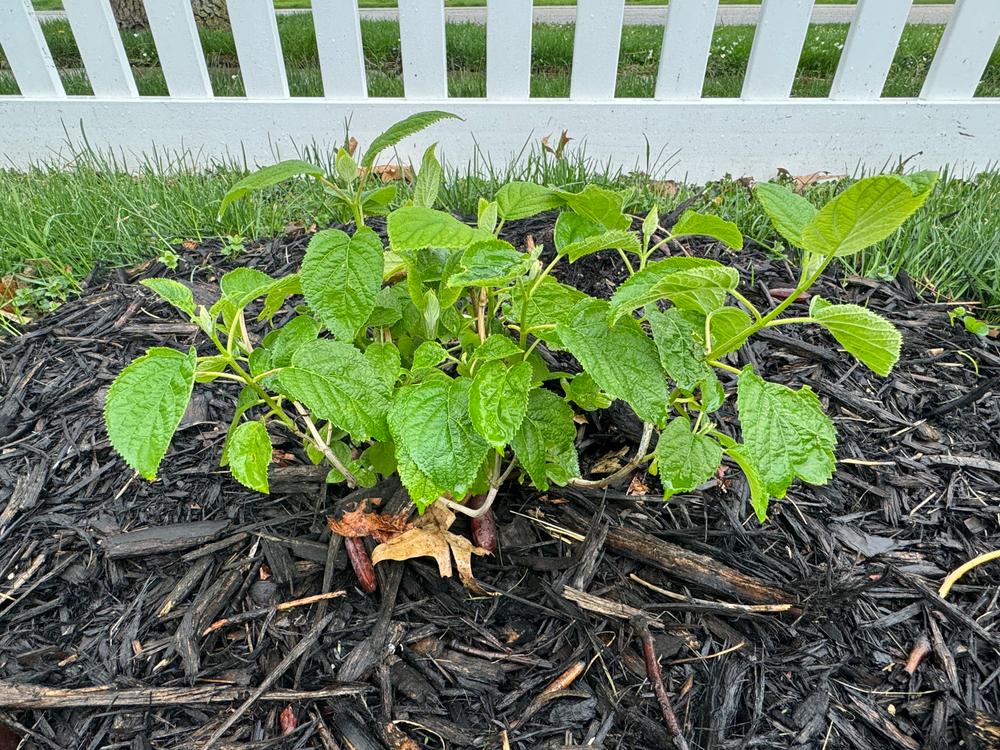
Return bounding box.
[0,0,998,180]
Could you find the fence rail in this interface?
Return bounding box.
[0,0,998,180]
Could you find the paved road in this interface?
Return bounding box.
[36,4,954,26]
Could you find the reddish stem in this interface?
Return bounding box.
[634,617,689,750]
[467,494,497,552]
[344,536,377,593]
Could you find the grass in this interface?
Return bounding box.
[2,17,997,98]
[2,141,999,324]
[28,0,957,9]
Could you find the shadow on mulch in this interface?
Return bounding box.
[0,215,999,750]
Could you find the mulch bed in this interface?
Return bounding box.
[1,214,999,750]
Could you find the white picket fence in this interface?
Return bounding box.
[0,0,998,181]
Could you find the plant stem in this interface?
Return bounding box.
[730,289,763,322]
[569,422,655,489]
[709,360,741,375]
[764,316,814,328]
[292,403,358,488]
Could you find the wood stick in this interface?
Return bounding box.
[202,591,346,635]
[633,617,690,750]
[0,682,363,710]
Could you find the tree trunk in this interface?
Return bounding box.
[110,0,230,30]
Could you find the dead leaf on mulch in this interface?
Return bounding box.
[371,163,414,183]
[777,168,846,195]
[371,502,493,595]
[590,446,629,475]
[327,505,411,544]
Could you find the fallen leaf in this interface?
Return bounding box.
[626,474,649,496]
[327,505,411,544]
[650,179,679,198]
[371,163,414,183]
[279,705,297,735]
[371,502,492,595]
[182,239,198,250]
[384,722,421,750]
[346,137,359,156]
[776,168,846,195]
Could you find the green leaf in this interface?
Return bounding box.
[725,445,771,522]
[361,184,398,215]
[104,347,197,481]
[258,274,302,322]
[642,205,659,249]
[388,377,490,495]
[496,182,564,221]
[259,315,321,373]
[557,298,670,426]
[412,340,450,370]
[469,360,532,448]
[554,211,603,254]
[654,418,723,500]
[708,306,753,357]
[557,185,631,230]
[736,368,836,499]
[141,278,195,318]
[473,334,522,363]
[365,341,401,390]
[413,143,442,208]
[754,182,817,247]
[277,340,391,442]
[301,227,383,341]
[449,240,531,286]
[477,198,499,233]
[645,307,713,392]
[608,258,737,323]
[387,207,478,251]
[670,210,743,250]
[227,421,272,493]
[809,296,902,376]
[394,438,444,512]
[335,147,358,185]
[964,315,991,337]
[511,388,579,490]
[509,276,586,350]
[221,386,263,467]
[362,110,459,169]
[800,173,937,257]
[562,372,613,411]
[219,159,324,217]
[560,229,642,264]
[220,267,277,309]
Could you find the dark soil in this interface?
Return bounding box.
[1,218,999,750]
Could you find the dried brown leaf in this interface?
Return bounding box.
[327,505,411,544]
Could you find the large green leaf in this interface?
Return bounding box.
[473,334,522,363]
[412,143,442,208]
[253,315,321,382]
[754,183,817,247]
[724,444,771,522]
[708,306,754,357]
[554,211,603,253]
[608,258,737,323]
[809,296,901,376]
[511,388,579,490]
[301,227,384,341]
[394,438,445,512]
[219,159,324,217]
[141,278,195,318]
[361,110,459,169]
[448,240,531,287]
[645,307,713,392]
[496,182,564,220]
[364,341,401,390]
[557,298,669,426]
[800,173,937,257]
[654,418,723,500]
[736,368,836,500]
[560,229,642,263]
[509,276,586,349]
[387,207,478,251]
[227,420,272,493]
[277,340,390,441]
[220,267,278,309]
[670,210,743,250]
[557,185,631,230]
[469,360,532,448]
[388,376,490,496]
[608,257,728,322]
[104,347,196,480]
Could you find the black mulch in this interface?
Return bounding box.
[1,215,999,750]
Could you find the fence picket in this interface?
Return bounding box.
[921,0,1000,100]
[143,0,212,98]
[63,0,138,98]
[741,0,814,100]
[0,0,64,98]
[830,0,910,100]
[570,0,625,100]
[313,0,367,99]
[398,0,448,99]
[655,0,720,99]
[228,0,289,99]
[486,0,532,99]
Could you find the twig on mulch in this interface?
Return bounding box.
[509,659,586,731]
[202,591,345,634]
[0,681,363,710]
[632,616,690,750]
[200,612,336,750]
